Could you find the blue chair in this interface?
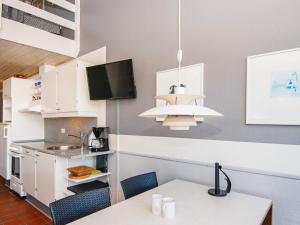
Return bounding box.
[121,172,158,199]
[50,187,111,225]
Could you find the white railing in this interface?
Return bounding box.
[3,0,75,30]
[0,0,80,57]
[47,0,76,12]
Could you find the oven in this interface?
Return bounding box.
[9,145,26,196]
[10,150,22,183]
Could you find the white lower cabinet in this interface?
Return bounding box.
[22,148,56,206]
[36,152,56,206]
[22,150,36,196]
[21,148,104,207]
[0,137,4,178]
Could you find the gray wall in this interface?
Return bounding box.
[44,117,97,144]
[80,0,300,145]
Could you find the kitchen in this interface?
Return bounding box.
[0,47,118,218]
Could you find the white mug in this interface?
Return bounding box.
[152,194,163,216]
[162,197,176,219]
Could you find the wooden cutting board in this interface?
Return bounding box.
[67,166,95,176]
[68,174,91,180]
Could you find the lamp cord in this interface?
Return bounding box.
[220,167,232,193]
[177,0,182,87]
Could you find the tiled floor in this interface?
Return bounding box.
[0,177,52,225]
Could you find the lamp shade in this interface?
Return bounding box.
[138,0,223,131]
[163,116,197,130]
[156,94,204,105]
[139,105,223,118]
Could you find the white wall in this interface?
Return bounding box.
[109,134,300,225]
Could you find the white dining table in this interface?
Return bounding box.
[69,179,272,225]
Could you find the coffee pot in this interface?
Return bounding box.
[91,138,104,149]
[90,127,109,152]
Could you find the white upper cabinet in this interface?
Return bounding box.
[41,60,78,115]
[41,61,78,114]
[2,78,11,98]
[41,70,58,113]
[2,77,44,141]
[41,59,106,124]
[56,60,77,113]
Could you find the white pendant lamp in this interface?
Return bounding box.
[139,0,223,130]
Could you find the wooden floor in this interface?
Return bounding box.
[0,177,52,225]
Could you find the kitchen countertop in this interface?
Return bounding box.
[19,142,114,159]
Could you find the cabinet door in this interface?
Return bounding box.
[36,152,55,206]
[0,126,3,178]
[22,151,36,196]
[56,61,78,112]
[41,70,58,113]
[0,138,3,178]
[2,79,11,98]
[2,136,9,180]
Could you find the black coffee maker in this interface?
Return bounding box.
[90,127,109,152]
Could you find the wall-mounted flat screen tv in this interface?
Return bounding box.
[86,59,136,100]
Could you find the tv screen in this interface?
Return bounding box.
[86,59,136,100]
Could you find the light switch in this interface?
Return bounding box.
[61,128,66,134]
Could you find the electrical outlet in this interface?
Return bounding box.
[61,128,66,134]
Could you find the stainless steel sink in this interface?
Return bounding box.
[46,145,81,151]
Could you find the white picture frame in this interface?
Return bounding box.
[246,48,300,125]
[156,63,204,121]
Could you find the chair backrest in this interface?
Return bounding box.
[121,172,158,199]
[50,187,111,225]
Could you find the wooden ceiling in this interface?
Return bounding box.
[0,39,72,86]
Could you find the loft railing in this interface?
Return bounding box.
[0,0,80,57]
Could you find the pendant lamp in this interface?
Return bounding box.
[139,0,223,130]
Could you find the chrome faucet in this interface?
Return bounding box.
[68,131,87,148]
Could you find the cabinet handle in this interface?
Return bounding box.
[4,127,8,138]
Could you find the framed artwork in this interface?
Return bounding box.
[246,48,300,125]
[156,63,204,121]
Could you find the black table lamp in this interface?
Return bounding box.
[208,162,232,197]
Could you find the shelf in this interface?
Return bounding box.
[67,180,109,194]
[18,108,41,114]
[66,172,111,184]
[18,104,42,113]
[69,150,115,159]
